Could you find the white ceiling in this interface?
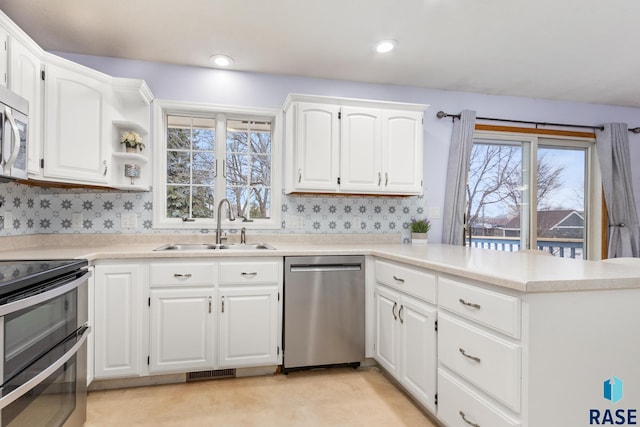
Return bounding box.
[2,0,640,107]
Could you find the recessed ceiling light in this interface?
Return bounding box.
[376,40,397,53]
[209,54,234,67]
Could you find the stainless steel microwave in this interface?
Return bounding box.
[0,85,28,182]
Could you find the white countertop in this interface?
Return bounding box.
[2,235,639,293]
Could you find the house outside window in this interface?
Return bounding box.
[466,131,601,259]
[153,100,282,230]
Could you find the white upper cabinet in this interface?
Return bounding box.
[284,94,427,195]
[9,37,42,175]
[382,110,423,194]
[285,101,340,192]
[0,10,153,188]
[42,59,110,184]
[340,106,383,192]
[0,27,7,87]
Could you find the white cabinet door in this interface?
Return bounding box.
[43,62,109,184]
[340,106,383,192]
[9,39,41,175]
[382,110,423,194]
[218,286,279,368]
[149,288,215,373]
[399,295,437,413]
[374,286,400,377]
[94,264,143,379]
[293,102,340,191]
[0,28,7,87]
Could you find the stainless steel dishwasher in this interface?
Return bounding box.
[283,255,365,371]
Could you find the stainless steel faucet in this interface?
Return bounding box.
[216,199,236,244]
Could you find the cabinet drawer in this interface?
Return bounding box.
[439,277,520,338]
[374,260,436,303]
[149,262,214,286]
[438,369,521,427]
[219,261,280,285]
[438,313,521,411]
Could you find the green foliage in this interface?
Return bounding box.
[410,218,431,233]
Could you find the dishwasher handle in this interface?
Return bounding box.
[289,263,362,273]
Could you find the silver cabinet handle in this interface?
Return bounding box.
[391,301,398,320]
[222,160,227,178]
[174,273,192,279]
[298,169,302,183]
[459,298,481,309]
[103,160,108,176]
[459,411,480,427]
[385,172,388,186]
[393,275,405,283]
[459,348,481,363]
[378,172,382,186]
[398,305,404,324]
[208,296,212,313]
[221,296,225,313]
[214,159,218,177]
[241,272,258,277]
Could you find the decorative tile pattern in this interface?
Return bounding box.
[0,182,429,242]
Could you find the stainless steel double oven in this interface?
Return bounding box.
[0,259,90,427]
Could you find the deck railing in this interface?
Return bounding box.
[467,236,584,259]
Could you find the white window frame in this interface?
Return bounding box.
[153,99,282,230]
[472,130,602,259]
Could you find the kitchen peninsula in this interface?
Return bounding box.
[1,235,639,427]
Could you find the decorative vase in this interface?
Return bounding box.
[411,232,429,244]
[125,145,138,153]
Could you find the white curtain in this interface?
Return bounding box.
[596,123,640,258]
[441,110,476,245]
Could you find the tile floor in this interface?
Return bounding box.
[86,367,438,426]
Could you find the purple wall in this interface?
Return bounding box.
[55,52,640,242]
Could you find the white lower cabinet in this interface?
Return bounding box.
[218,286,279,368]
[218,258,282,368]
[93,263,144,379]
[438,369,520,427]
[374,285,437,412]
[149,288,215,373]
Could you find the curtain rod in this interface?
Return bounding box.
[435,111,640,134]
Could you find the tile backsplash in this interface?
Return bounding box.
[0,182,428,242]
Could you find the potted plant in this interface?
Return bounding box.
[120,131,144,152]
[410,218,431,244]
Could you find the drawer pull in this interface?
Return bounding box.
[459,298,481,309]
[392,275,405,283]
[459,348,481,363]
[174,273,192,279]
[459,411,480,427]
[392,302,398,320]
[241,272,258,277]
[398,305,404,324]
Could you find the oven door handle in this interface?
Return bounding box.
[0,325,90,410]
[0,269,90,317]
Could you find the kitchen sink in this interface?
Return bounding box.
[153,243,275,251]
[217,243,275,250]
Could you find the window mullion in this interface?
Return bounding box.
[215,113,227,222]
[528,138,539,250]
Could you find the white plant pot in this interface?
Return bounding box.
[411,233,429,244]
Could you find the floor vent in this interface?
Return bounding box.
[187,369,236,382]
